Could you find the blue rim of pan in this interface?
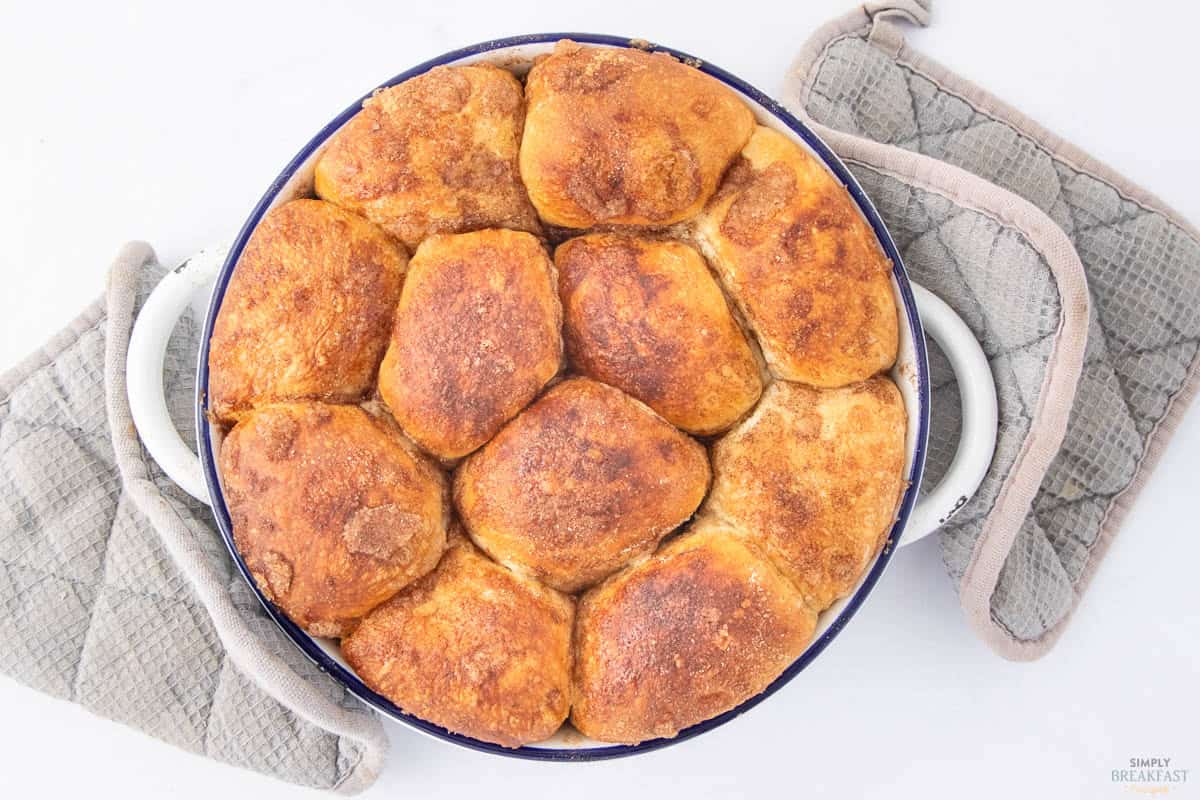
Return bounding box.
[195,32,931,762]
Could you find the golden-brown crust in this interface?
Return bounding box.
[453,377,710,593]
[705,377,907,611]
[571,517,816,744]
[555,233,762,435]
[208,199,407,424]
[520,41,755,228]
[343,529,573,748]
[208,54,916,746]
[315,64,542,250]
[377,229,563,461]
[696,126,898,387]
[219,402,449,637]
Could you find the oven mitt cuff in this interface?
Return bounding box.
[0,242,388,793]
[782,2,1200,659]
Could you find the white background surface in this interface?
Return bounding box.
[1,1,1198,798]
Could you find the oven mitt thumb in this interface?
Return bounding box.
[0,242,388,792]
[782,1,1200,659]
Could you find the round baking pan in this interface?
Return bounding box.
[126,33,999,761]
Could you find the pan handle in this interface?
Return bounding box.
[126,248,225,505]
[901,283,999,546]
[126,255,998,531]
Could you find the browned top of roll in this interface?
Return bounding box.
[208,199,407,423]
[556,233,763,435]
[218,402,449,637]
[378,229,562,461]
[705,377,907,611]
[696,126,898,387]
[520,41,755,228]
[571,517,816,744]
[315,64,542,250]
[343,529,574,748]
[454,377,710,593]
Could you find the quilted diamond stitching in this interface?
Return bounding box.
[0,275,367,789]
[805,34,1200,643]
[845,166,1051,546]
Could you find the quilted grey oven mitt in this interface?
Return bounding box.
[783,1,1200,658]
[0,242,387,793]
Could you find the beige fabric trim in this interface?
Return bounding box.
[104,242,389,793]
[786,6,874,104]
[864,1,928,56]
[784,4,1200,658]
[823,127,1090,660]
[846,14,1200,659]
[782,8,1095,660]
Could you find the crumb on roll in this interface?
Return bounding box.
[315,64,542,250]
[208,199,407,423]
[705,377,907,611]
[696,126,898,387]
[571,516,816,744]
[219,402,449,637]
[556,232,762,434]
[454,377,710,593]
[344,529,573,748]
[377,228,562,461]
[520,41,755,228]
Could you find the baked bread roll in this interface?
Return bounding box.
[556,233,762,435]
[454,377,710,593]
[343,528,573,748]
[315,64,541,250]
[219,402,448,637]
[212,45,916,748]
[705,377,906,611]
[208,199,406,423]
[571,517,816,744]
[696,126,898,387]
[378,229,562,461]
[520,41,755,228]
